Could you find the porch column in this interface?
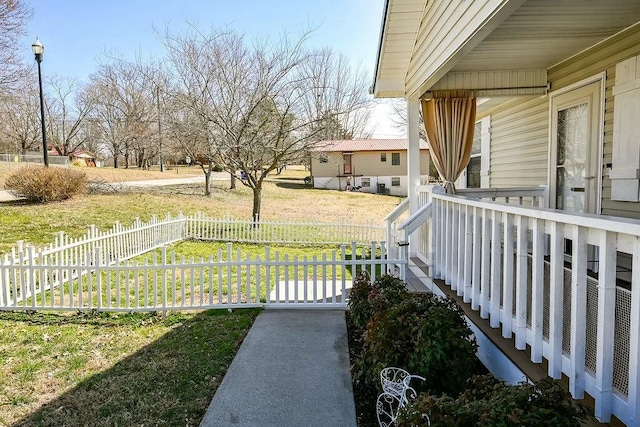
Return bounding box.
[407,98,421,215]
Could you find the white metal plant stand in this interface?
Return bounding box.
[376,367,430,426]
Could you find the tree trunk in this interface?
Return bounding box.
[230,173,236,190]
[113,154,119,168]
[204,171,211,196]
[252,186,262,222]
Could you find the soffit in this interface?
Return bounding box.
[374,0,640,99]
[373,0,425,97]
[452,0,640,72]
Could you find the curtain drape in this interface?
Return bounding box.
[421,90,477,194]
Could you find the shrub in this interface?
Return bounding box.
[348,273,409,331]
[361,293,478,398]
[5,165,87,202]
[397,375,588,426]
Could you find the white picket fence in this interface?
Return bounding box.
[0,214,401,311]
[187,212,384,244]
[0,242,399,311]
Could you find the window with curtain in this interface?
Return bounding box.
[380,153,387,162]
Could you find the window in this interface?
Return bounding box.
[361,178,370,187]
[462,117,490,189]
[466,122,482,188]
[380,153,387,162]
[392,153,400,165]
[391,177,400,186]
[319,153,328,163]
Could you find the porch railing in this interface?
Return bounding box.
[402,185,640,425]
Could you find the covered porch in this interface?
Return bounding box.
[373,0,640,425]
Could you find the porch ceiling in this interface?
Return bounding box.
[373,0,640,99]
[452,0,640,73]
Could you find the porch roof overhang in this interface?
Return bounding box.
[373,0,640,101]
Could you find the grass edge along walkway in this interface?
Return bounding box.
[0,308,260,427]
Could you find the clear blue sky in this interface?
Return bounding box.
[19,0,404,138]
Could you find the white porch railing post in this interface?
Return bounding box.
[515,215,528,350]
[433,198,441,279]
[463,205,473,304]
[451,202,459,292]
[400,242,408,281]
[490,210,501,328]
[480,208,490,319]
[471,206,481,310]
[444,201,452,283]
[569,224,588,399]
[548,220,565,379]
[594,230,616,421]
[501,212,514,338]
[628,237,640,425]
[531,218,544,363]
[456,205,464,297]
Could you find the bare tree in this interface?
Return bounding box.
[86,60,155,168]
[0,0,32,91]
[44,76,95,156]
[162,25,374,220]
[298,47,373,141]
[0,81,41,154]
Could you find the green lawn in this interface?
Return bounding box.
[0,175,397,425]
[0,309,260,426]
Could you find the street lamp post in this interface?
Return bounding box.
[32,37,48,167]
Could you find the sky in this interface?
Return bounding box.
[19,0,405,139]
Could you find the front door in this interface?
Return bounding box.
[343,154,352,175]
[549,80,603,214]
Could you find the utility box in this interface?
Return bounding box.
[377,183,386,194]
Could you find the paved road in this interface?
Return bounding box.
[199,310,357,427]
[0,173,229,202]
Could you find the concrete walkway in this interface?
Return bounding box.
[199,310,357,427]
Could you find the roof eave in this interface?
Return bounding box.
[371,0,391,97]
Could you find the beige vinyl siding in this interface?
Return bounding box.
[549,24,640,219]
[310,152,343,178]
[488,96,549,188]
[406,0,514,98]
[311,150,431,178]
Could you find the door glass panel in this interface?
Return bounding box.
[343,154,352,174]
[556,103,588,213]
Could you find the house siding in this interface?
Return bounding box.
[548,23,640,219]
[488,96,549,188]
[310,149,430,196]
[483,24,640,219]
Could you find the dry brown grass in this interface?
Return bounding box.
[0,168,403,253]
[0,161,200,188]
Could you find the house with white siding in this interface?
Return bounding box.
[374,1,640,425]
[309,139,430,196]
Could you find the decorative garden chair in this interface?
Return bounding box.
[376,367,430,426]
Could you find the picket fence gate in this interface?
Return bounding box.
[0,214,403,312]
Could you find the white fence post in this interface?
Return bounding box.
[594,230,616,421]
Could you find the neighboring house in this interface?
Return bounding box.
[374,1,640,425]
[310,139,430,196]
[69,150,97,167]
[47,148,98,167]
